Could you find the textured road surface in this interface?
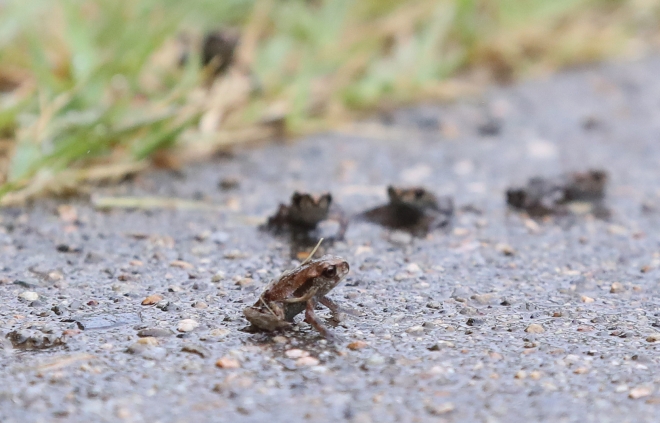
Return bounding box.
[3,57,660,423]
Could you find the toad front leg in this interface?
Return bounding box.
[304,299,333,340]
[319,296,361,320]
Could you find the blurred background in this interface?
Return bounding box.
[0,0,658,204]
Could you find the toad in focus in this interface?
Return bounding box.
[244,255,351,340]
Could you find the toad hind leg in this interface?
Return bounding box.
[243,304,290,331]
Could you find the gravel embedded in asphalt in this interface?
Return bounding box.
[3,57,660,422]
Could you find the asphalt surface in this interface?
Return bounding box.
[3,56,660,423]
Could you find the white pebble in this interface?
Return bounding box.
[19,291,39,302]
[177,319,200,332]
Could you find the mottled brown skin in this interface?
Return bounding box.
[244,255,350,339]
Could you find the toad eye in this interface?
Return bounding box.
[322,265,337,278]
[414,189,425,199]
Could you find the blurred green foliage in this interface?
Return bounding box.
[0,0,656,202]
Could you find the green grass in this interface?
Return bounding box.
[0,0,657,204]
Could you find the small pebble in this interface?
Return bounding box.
[296,356,320,367]
[630,386,653,399]
[137,328,173,338]
[192,301,208,309]
[209,328,230,338]
[459,306,478,316]
[393,273,410,281]
[450,287,472,302]
[126,337,166,359]
[48,271,63,281]
[216,357,240,369]
[426,301,443,310]
[495,243,515,256]
[608,225,627,235]
[137,337,159,346]
[577,325,595,332]
[211,271,225,282]
[141,294,163,305]
[426,402,455,415]
[525,324,545,334]
[615,385,629,393]
[646,334,660,343]
[366,354,385,366]
[155,300,170,310]
[347,340,368,350]
[466,318,484,326]
[182,344,210,358]
[405,263,422,274]
[524,219,540,233]
[56,244,80,253]
[285,349,309,359]
[195,230,211,241]
[471,293,496,305]
[428,341,455,351]
[177,319,200,332]
[126,342,149,355]
[610,282,625,293]
[581,295,595,303]
[19,291,39,302]
[235,278,253,287]
[224,250,245,259]
[170,260,194,269]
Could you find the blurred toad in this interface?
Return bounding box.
[360,185,454,236]
[265,191,348,257]
[506,170,608,217]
